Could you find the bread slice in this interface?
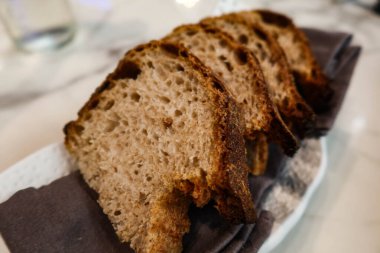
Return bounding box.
[201,14,315,138]
[238,10,333,112]
[64,41,255,253]
[164,24,298,156]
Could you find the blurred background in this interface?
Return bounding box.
[0,0,379,252]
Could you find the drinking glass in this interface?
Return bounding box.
[0,0,76,52]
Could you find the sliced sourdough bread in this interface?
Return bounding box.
[164,24,298,156]
[64,41,255,253]
[201,14,315,138]
[238,10,333,112]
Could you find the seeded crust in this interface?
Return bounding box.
[201,14,315,138]
[238,9,333,113]
[164,24,298,156]
[64,41,255,253]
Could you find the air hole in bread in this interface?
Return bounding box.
[186,30,198,36]
[176,64,185,72]
[238,34,248,44]
[259,51,268,61]
[192,111,197,119]
[180,50,188,58]
[161,43,180,57]
[122,92,128,98]
[142,129,148,135]
[103,100,115,110]
[178,121,185,128]
[159,96,171,104]
[114,210,121,216]
[255,42,263,50]
[135,46,144,52]
[175,77,184,85]
[147,61,154,69]
[223,59,233,72]
[161,150,169,156]
[114,61,141,80]
[162,117,173,128]
[104,119,119,132]
[122,120,128,126]
[205,28,216,34]
[219,55,227,61]
[219,39,227,48]
[146,175,152,182]
[260,12,290,28]
[209,44,215,51]
[175,109,183,117]
[212,81,224,91]
[134,170,139,175]
[252,28,267,41]
[234,48,248,65]
[166,80,172,87]
[88,99,99,110]
[184,82,192,92]
[192,156,199,166]
[98,81,115,93]
[86,138,93,145]
[73,124,84,135]
[131,92,141,102]
[139,192,148,203]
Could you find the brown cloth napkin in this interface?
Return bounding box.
[0,28,361,253]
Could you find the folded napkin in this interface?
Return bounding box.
[0,29,361,253]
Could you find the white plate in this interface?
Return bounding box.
[0,138,327,252]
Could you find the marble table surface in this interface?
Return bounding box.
[0,0,379,252]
